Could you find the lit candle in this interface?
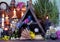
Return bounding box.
[5,15,9,25]
[21,11,24,17]
[6,15,9,21]
[12,9,17,18]
[2,14,4,18]
[2,14,4,29]
[22,7,26,11]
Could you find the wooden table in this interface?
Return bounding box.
[0,40,60,42]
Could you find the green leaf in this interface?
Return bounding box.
[34,0,59,24]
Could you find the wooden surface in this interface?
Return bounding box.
[0,40,60,42]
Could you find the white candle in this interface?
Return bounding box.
[5,15,9,21]
[2,14,4,17]
[21,12,24,17]
[2,14,4,29]
[12,9,17,18]
[14,9,16,16]
[5,15,9,25]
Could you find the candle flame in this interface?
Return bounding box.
[4,28,8,31]
[2,14,4,17]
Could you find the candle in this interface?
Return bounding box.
[22,7,26,11]
[21,11,24,17]
[14,9,16,16]
[12,9,17,18]
[2,14,4,17]
[6,15,9,21]
[5,15,9,25]
[2,14,4,29]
